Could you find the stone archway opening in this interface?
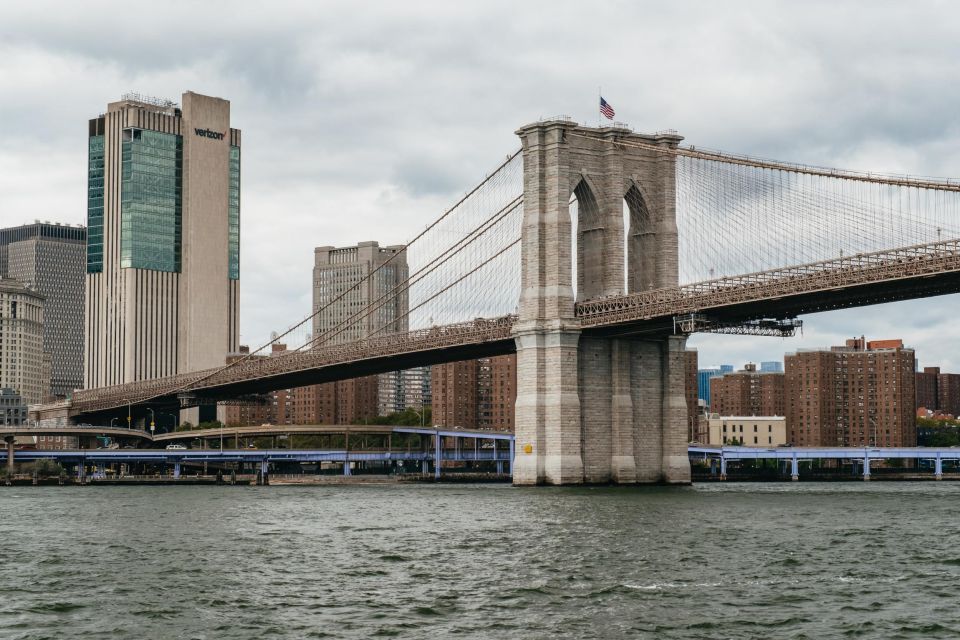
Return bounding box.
[625,183,653,293]
[570,178,603,302]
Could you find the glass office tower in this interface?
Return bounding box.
[85,91,240,388]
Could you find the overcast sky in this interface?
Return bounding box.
[2,0,959,371]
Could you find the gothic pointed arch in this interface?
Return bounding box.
[624,182,655,292]
[571,177,604,301]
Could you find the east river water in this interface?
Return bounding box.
[2,482,960,639]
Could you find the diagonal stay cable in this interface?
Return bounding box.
[297,196,523,352]
[119,148,523,406]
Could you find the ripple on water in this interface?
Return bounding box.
[2,483,959,639]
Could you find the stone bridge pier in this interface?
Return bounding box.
[511,120,690,485]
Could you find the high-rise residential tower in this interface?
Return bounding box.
[432,354,517,431]
[286,242,409,424]
[785,338,916,447]
[85,91,240,387]
[1,222,86,397]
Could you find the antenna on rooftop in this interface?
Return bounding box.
[121,92,179,109]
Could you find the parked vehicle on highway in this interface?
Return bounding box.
[165,443,187,450]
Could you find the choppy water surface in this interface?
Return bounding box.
[2,482,960,639]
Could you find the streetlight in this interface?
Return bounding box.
[146,408,155,436]
[110,417,118,428]
[161,413,178,434]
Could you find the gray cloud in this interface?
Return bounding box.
[3,0,960,369]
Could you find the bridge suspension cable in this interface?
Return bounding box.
[571,131,960,192]
[106,148,524,406]
[298,195,523,351]
[677,156,960,283]
[568,130,960,286]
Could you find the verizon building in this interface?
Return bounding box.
[85,91,240,387]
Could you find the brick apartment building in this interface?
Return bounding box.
[709,363,786,418]
[432,354,516,431]
[785,338,915,447]
[914,365,960,416]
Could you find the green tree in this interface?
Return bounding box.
[31,459,64,478]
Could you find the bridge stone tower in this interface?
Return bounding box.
[511,120,690,485]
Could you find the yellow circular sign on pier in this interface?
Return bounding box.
[522,444,533,455]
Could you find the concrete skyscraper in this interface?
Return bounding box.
[0,279,50,406]
[305,241,408,421]
[84,91,240,387]
[0,223,86,397]
[312,242,408,343]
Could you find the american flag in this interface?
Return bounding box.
[600,97,615,120]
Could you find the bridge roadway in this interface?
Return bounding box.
[37,237,960,422]
[691,445,960,480]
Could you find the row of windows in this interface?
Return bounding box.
[228,145,240,280]
[120,130,182,272]
[87,130,240,277]
[87,135,105,273]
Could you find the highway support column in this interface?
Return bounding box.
[4,436,13,474]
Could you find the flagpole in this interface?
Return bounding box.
[598,86,601,127]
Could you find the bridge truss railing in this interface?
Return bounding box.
[71,315,518,414]
[576,237,960,325]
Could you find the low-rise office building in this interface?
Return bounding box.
[707,415,787,447]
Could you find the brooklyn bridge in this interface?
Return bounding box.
[32,118,960,485]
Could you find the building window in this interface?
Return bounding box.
[87,134,105,273]
[228,145,241,280]
[119,129,182,272]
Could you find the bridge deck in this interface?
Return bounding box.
[34,238,960,420]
